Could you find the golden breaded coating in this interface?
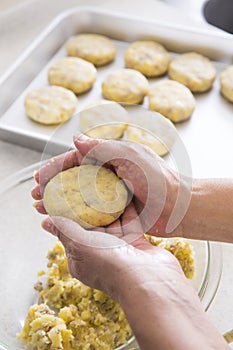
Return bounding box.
[148,80,195,122]
[18,242,132,350]
[79,100,128,139]
[43,165,128,228]
[146,235,195,279]
[66,34,116,66]
[220,65,233,103]
[24,86,77,125]
[124,40,170,77]
[102,68,149,104]
[48,57,96,94]
[169,52,216,92]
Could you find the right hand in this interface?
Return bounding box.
[32,134,190,237]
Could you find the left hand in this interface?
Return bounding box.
[41,200,229,350]
[42,200,183,302]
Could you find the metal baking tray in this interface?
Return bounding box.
[0,6,233,177]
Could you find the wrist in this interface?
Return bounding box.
[179,178,233,242]
[152,167,192,238]
[178,178,203,239]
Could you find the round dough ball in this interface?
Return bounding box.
[126,109,177,156]
[43,165,128,228]
[79,100,128,139]
[24,86,77,125]
[148,80,195,123]
[102,68,149,104]
[220,65,233,103]
[66,34,116,66]
[168,52,216,92]
[124,40,170,77]
[48,57,97,94]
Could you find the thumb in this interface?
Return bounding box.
[73,133,105,158]
[43,216,127,249]
[42,216,129,293]
[74,134,128,168]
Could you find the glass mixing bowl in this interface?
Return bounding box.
[0,162,223,350]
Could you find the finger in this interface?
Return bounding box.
[78,156,100,166]
[133,198,144,215]
[43,219,108,236]
[33,149,83,198]
[134,198,158,233]
[42,217,154,254]
[33,200,47,214]
[74,133,163,166]
[73,134,105,157]
[47,216,126,249]
[74,134,128,167]
[31,184,42,200]
[42,216,104,237]
[42,217,54,233]
[121,202,142,231]
[121,202,144,243]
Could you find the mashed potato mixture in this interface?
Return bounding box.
[19,242,132,350]
[146,236,195,279]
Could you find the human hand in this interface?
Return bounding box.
[32,136,229,349]
[32,134,190,237]
[42,201,182,299]
[41,206,229,350]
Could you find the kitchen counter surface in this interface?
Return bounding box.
[0,0,232,341]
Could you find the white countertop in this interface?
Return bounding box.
[0,0,232,340]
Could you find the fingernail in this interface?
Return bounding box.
[33,201,38,209]
[74,133,88,142]
[33,170,39,183]
[41,219,54,233]
[31,187,41,199]
[33,201,47,214]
